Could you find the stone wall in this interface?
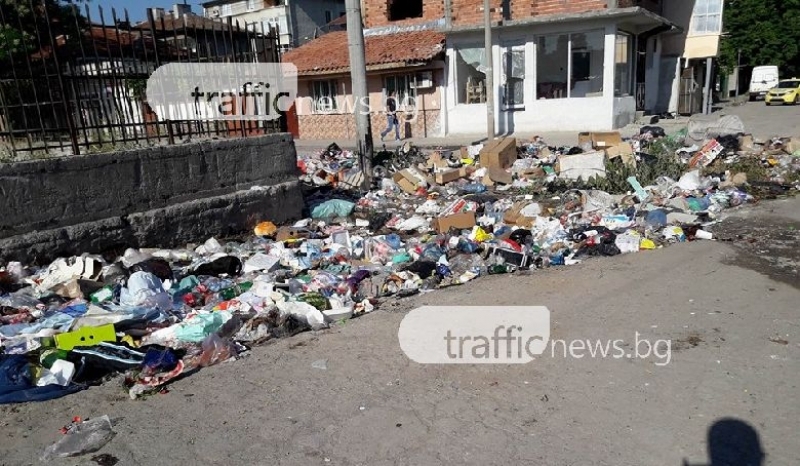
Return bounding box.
[0,134,303,263]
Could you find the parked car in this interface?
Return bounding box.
[749,65,780,100]
[765,78,800,106]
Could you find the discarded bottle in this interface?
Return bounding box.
[89,286,113,304]
[218,282,253,301]
[462,183,488,194]
[487,264,512,275]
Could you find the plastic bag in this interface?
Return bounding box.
[311,199,355,219]
[198,333,236,367]
[41,415,115,460]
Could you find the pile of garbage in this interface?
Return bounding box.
[2,119,798,405]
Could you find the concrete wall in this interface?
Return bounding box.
[0,134,303,264]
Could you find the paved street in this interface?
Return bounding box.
[2,197,798,465]
[294,101,800,152]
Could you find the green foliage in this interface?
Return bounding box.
[547,138,686,194]
[720,0,800,76]
[0,0,85,62]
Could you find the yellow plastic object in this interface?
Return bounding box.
[639,238,657,250]
[55,324,116,350]
[254,221,278,237]
[473,227,492,243]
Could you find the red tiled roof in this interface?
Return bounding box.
[282,30,445,75]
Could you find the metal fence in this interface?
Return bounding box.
[0,1,285,158]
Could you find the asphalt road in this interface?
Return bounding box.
[2,196,798,466]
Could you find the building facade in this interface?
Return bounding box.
[641,0,725,115]
[202,0,346,50]
[284,0,723,139]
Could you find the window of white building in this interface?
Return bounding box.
[537,30,604,99]
[690,0,723,35]
[501,45,525,109]
[455,46,487,104]
[614,33,633,97]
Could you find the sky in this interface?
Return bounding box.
[89,0,205,22]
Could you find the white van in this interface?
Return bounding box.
[749,65,780,100]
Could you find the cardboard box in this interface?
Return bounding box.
[558,150,607,181]
[578,132,623,150]
[479,137,518,169]
[392,168,428,194]
[427,152,450,169]
[276,227,307,242]
[435,168,463,185]
[605,142,637,168]
[739,134,755,151]
[783,137,800,154]
[434,211,476,233]
[502,201,535,226]
[488,166,514,184]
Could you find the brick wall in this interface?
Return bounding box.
[297,110,441,140]
[528,0,608,17]
[451,0,609,28]
[363,0,609,29]
[363,0,445,29]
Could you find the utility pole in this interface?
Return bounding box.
[484,0,494,139]
[345,0,373,188]
[702,57,713,115]
[734,48,741,99]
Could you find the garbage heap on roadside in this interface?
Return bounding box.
[2,116,798,404]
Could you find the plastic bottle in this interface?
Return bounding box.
[462,183,488,194]
[488,264,512,274]
[90,286,114,304]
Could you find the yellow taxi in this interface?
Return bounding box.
[765,78,800,105]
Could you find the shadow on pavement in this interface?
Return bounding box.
[684,417,765,466]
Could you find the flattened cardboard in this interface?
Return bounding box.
[434,211,476,233]
[578,131,623,149]
[605,142,637,168]
[558,150,607,181]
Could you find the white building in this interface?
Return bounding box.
[440,8,676,135]
[201,0,346,51]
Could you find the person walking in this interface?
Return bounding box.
[380,92,400,142]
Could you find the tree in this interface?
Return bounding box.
[0,0,83,61]
[720,0,800,76]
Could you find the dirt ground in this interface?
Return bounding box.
[1,197,799,466]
